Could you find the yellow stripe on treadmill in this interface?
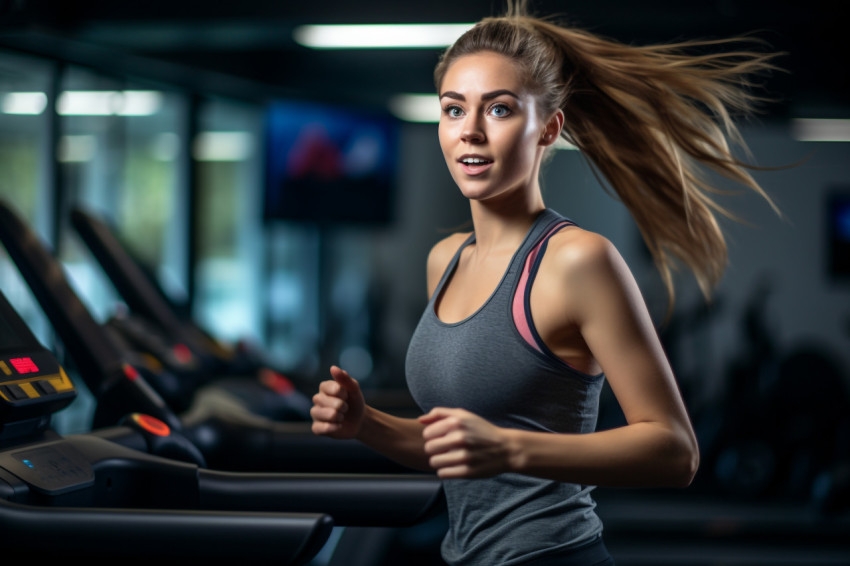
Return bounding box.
[19,382,38,398]
[48,368,75,392]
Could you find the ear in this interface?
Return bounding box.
[539,109,565,147]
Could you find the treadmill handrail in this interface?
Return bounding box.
[0,496,331,562]
[60,433,444,527]
[198,469,445,527]
[2,429,443,528]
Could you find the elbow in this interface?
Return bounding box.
[669,435,700,488]
[648,425,699,488]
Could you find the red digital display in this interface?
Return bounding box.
[10,357,38,374]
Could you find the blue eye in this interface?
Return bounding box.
[490,104,511,117]
[444,105,464,118]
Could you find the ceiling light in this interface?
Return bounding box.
[293,23,474,49]
[2,91,162,116]
[2,92,48,115]
[58,90,162,116]
[792,118,850,142]
[389,94,440,123]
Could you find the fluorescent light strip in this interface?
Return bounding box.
[58,90,163,116]
[293,23,474,49]
[389,94,440,123]
[1,90,162,116]
[2,92,48,115]
[792,118,850,142]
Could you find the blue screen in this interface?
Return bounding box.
[263,100,399,225]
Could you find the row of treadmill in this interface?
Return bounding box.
[0,199,445,564]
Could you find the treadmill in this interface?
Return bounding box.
[0,282,449,564]
[0,200,447,564]
[0,199,425,475]
[70,205,316,416]
[0,286,332,563]
[70,206,419,423]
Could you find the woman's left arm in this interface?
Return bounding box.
[421,232,699,487]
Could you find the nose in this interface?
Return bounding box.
[460,112,485,143]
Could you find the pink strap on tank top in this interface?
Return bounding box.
[512,221,572,351]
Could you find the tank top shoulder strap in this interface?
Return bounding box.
[511,212,576,354]
[429,232,476,305]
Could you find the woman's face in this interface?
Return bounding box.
[438,51,558,204]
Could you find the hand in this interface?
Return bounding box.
[311,366,365,439]
[419,407,514,479]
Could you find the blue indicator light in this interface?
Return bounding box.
[22,459,34,468]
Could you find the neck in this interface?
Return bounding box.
[469,187,546,254]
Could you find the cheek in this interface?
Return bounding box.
[500,128,540,171]
[438,123,453,158]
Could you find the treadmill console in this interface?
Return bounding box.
[0,293,76,425]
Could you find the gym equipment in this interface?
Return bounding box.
[0,199,417,474]
[0,286,333,563]
[70,205,313,415]
[0,198,446,564]
[71,207,422,424]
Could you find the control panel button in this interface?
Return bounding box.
[0,383,29,401]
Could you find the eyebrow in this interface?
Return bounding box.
[439,89,520,101]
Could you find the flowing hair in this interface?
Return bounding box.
[434,0,783,308]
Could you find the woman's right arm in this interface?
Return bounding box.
[311,365,432,471]
[311,234,469,471]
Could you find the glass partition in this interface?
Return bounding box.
[192,98,265,346]
[0,51,55,345]
[58,66,188,325]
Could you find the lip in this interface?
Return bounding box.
[457,154,494,176]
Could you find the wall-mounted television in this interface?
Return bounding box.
[263,100,399,226]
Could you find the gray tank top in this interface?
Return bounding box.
[406,209,605,565]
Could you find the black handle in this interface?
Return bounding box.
[0,497,332,563]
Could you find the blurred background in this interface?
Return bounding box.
[1,0,848,564]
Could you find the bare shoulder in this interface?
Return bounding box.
[426,231,472,297]
[428,231,472,267]
[541,226,644,323]
[545,226,623,278]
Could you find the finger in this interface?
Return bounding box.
[428,448,469,469]
[421,414,466,442]
[312,420,343,436]
[417,407,459,424]
[310,405,345,423]
[428,449,476,479]
[330,365,358,390]
[424,439,467,460]
[430,449,495,479]
[318,379,346,399]
[312,391,348,413]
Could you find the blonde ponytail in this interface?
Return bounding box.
[435,2,783,308]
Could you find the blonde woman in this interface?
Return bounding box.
[312,2,780,564]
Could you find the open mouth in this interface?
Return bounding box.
[460,156,493,166]
[459,156,493,174]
